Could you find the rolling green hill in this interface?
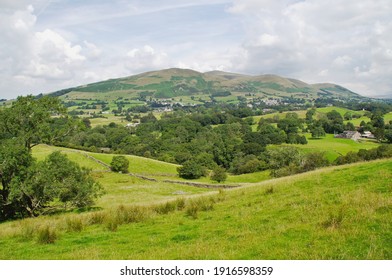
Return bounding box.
[51,68,365,108]
[0,159,390,259]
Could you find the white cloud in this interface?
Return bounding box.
[1,1,392,98]
[0,4,90,97]
[227,0,392,96]
[125,45,169,72]
[83,41,102,59]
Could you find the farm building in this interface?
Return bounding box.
[334,131,361,141]
[361,131,375,139]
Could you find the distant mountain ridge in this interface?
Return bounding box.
[50,68,366,103]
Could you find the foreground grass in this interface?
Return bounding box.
[0,159,390,259]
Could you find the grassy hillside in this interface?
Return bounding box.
[31,145,213,209]
[52,68,366,112]
[0,159,390,259]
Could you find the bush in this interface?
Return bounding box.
[231,155,263,175]
[177,160,206,179]
[110,155,129,173]
[302,152,329,172]
[310,126,326,138]
[210,166,227,182]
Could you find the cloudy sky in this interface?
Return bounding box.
[1,0,391,99]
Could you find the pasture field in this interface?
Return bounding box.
[31,145,213,209]
[0,159,390,259]
[291,134,380,161]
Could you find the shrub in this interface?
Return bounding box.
[231,155,263,175]
[301,152,329,172]
[210,166,227,183]
[177,160,206,179]
[110,155,129,173]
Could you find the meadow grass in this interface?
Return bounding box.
[290,133,379,161]
[89,114,128,127]
[90,152,179,178]
[0,159,390,259]
[315,106,363,116]
[32,145,108,171]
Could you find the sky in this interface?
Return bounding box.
[1,0,392,99]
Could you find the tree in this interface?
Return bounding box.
[344,122,356,131]
[310,126,326,138]
[306,108,316,123]
[1,149,103,220]
[110,156,129,173]
[344,111,352,120]
[177,160,206,179]
[0,95,76,150]
[210,166,227,183]
[301,152,329,172]
[385,129,392,144]
[0,139,33,220]
[13,152,103,215]
[267,146,302,177]
[231,155,263,175]
[0,96,101,220]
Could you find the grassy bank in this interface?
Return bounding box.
[0,159,390,259]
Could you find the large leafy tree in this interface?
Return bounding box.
[5,151,103,218]
[0,95,77,149]
[0,96,102,221]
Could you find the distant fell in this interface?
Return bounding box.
[50,68,365,102]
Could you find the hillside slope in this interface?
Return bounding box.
[0,159,390,259]
[51,68,365,103]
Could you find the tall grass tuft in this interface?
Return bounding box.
[175,197,186,210]
[18,220,36,240]
[65,217,84,232]
[185,197,216,219]
[153,201,177,215]
[264,186,274,195]
[105,216,119,232]
[321,208,345,229]
[116,205,149,224]
[36,225,57,244]
[88,211,106,225]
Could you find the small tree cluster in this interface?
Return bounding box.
[110,156,130,173]
[210,166,227,183]
[177,160,206,179]
[268,147,329,177]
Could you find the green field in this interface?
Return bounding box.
[0,159,390,259]
[32,145,213,209]
[291,134,380,161]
